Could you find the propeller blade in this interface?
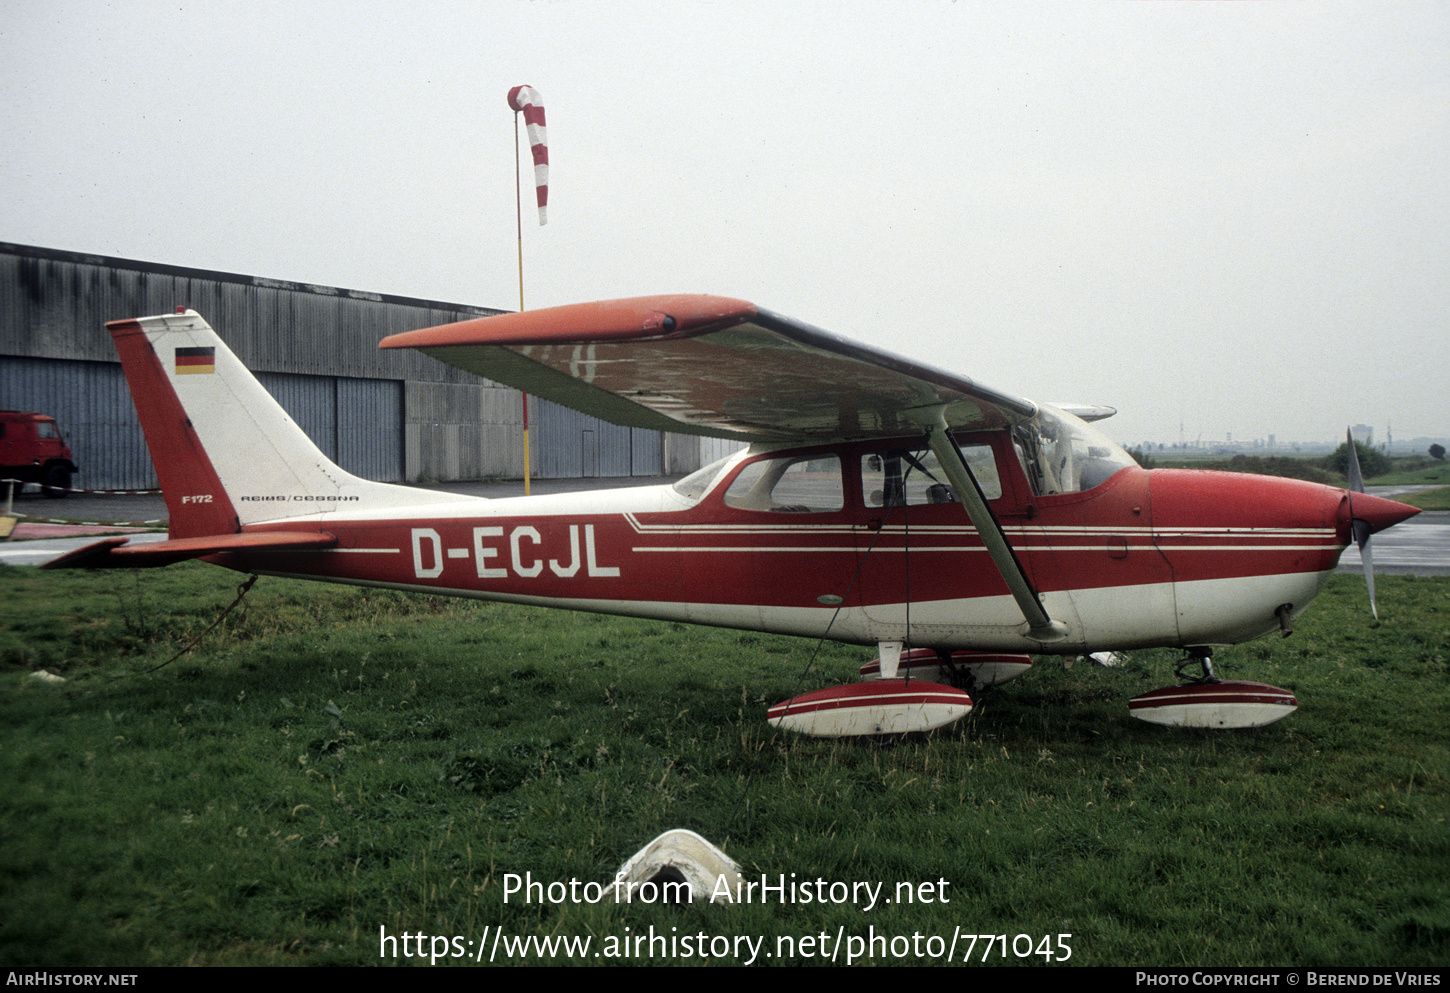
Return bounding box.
[1346,428,1365,495]
[1357,518,1378,620]
[1345,428,1377,620]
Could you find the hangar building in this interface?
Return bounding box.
[1,243,732,491]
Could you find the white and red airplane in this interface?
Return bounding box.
[48,296,1418,733]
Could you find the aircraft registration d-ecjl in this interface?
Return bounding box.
[49,296,1419,734]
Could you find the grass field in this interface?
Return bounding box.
[1369,464,1450,488]
[2,563,1446,967]
[1137,454,1450,490]
[1403,488,1450,511]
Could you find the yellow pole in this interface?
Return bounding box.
[514,110,532,495]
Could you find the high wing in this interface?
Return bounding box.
[385,295,1070,645]
[380,295,1038,444]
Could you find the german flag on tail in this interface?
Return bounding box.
[174,346,215,374]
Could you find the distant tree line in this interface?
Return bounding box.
[1129,441,1444,484]
[1326,440,1390,480]
[1126,446,1156,469]
[1133,442,1403,485]
[1209,455,1339,485]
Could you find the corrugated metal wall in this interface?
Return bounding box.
[0,356,155,489]
[257,372,339,460]
[0,358,411,490]
[255,372,404,481]
[631,428,663,475]
[336,377,404,481]
[405,381,528,482]
[2,244,717,489]
[670,434,748,474]
[1,247,496,379]
[531,405,666,478]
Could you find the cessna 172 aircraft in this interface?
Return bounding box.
[49,296,1418,733]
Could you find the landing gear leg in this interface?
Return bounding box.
[935,649,978,693]
[1173,647,1219,685]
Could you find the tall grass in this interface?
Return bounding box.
[1,563,1445,966]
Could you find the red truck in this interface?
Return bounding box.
[1,411,79,498]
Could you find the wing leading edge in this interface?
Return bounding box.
[380,295,1038,445]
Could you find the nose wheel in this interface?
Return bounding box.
[1133,646,1298,727]
[1173,647,1219,685]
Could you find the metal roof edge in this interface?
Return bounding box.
[1,242,505,319]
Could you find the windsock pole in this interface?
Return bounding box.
[507,84,547,496]
[513,107,532,495]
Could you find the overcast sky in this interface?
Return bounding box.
[3,1,1446,447]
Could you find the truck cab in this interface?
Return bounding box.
[0,411,79,498]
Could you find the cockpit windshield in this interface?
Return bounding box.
[1012,404,1138,496]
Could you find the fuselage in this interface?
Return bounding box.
[215,431,1404,655]
[70,307,1419,662]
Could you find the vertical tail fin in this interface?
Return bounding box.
[110,314,241,538]
[111,310,460,537]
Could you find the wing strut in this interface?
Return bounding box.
[923,422,1070,644]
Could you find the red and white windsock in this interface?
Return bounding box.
[508,84,548,225]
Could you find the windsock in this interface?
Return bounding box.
[508,85,548,225]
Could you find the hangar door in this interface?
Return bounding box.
[257,372,404,482]
[0,360,404,488]
[532,399,663,478]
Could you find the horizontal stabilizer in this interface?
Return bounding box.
[44,531,337,570]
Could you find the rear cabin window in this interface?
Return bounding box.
[723,455,843,513]
[861,443,1001,507]
[671,454,736,502]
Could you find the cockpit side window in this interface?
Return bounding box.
[723,455,844,513]
[861,441,1001,507]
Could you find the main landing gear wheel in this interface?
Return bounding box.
[1132,646,1297,729]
